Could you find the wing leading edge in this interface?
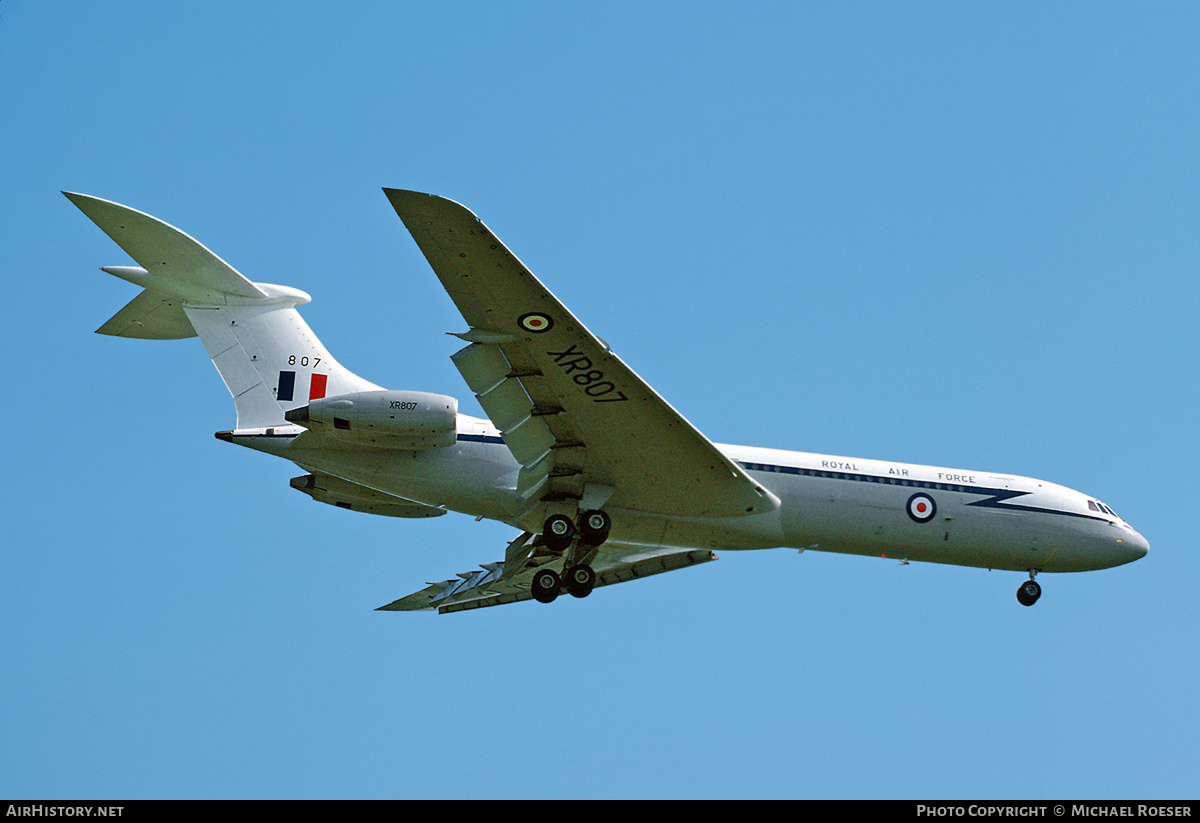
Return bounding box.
[383,188,779,520]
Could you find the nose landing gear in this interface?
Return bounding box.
[1016,571,1042,606]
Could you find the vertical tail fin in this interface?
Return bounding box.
[67,192,381,429]
[182,297,381,429]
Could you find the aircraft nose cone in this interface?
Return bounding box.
[1124,530,1149,562]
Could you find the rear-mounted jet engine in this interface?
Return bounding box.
[286,390,458,449]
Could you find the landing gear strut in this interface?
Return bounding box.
[532,511,610,604]
[1016,571,1042,607]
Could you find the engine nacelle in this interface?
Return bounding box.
[285,390,458,448]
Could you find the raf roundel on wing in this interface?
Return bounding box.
[518,312,554,333]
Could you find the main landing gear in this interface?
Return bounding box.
[531,510,610,604]
[1016,570,1042,607]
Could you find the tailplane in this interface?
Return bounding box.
[67,192,380,429]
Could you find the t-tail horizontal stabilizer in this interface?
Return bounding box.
[68,192,381,429]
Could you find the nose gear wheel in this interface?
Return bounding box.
[1016,571,1042,606]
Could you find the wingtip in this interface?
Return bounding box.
[375,602,435,613]
[382,188,478,223]
[62,190,128,217]
[381,187,431,207]
[62,190,105,204]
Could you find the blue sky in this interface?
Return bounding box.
[3,1,1197,799]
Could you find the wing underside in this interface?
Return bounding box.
[383,188,779,520]
[378,540,717,614]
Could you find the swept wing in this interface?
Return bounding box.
[384,189,779,519]
[379,539,716,614]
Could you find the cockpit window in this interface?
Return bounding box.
[1088,500,1100,512]
[1089,499,1121,520]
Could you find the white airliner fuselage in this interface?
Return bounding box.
[226,414,1148,575]
[70,189,1148,612]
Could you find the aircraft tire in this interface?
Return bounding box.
[566,564,596,598]
[543,515,576,551]
[1016,579,1042,606]
[532,568,561,604]
[578,510,611,546]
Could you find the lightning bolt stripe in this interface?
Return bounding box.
[961,488,1097,519]
[736,461,1106,522]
